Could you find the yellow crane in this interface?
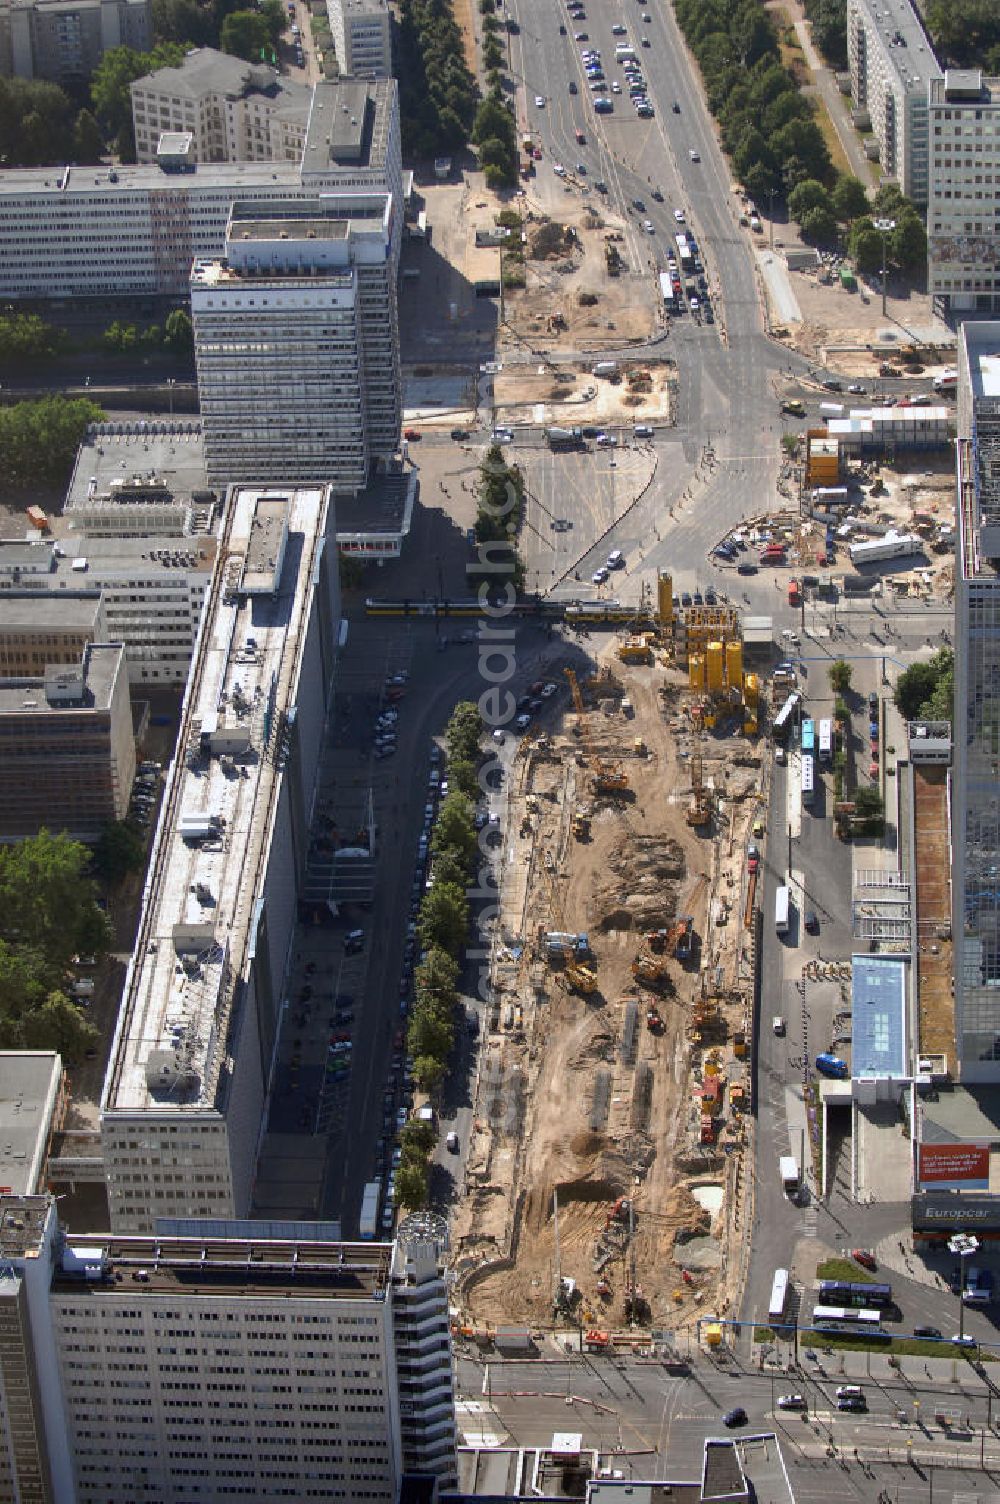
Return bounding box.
[564,668,629,795]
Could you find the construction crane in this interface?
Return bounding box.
[564,668,629,796]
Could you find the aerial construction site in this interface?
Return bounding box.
[452,576,767,1346]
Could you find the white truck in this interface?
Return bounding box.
[359,1179,381,1240]
[933,369,957,392]
[779,1156,800,1194]
[848,532,921,566]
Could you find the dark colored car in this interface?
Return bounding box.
[723,1407,747,1427]
[914,1325,942,1339]
[737,561,758,576]
[804,910,819,934]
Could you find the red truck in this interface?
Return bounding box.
[788,578,801,606]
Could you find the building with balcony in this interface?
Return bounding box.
[325,0,391,77]
[191,198,400,488]
[928,70,1000,314]
[0,642,134,841]
[846,0,941,202]
[0,0,151,83]
[130,48,310,165]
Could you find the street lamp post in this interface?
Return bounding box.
[873,217,896,318]
[948,1233,979,1343]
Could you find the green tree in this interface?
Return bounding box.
[164,307,194,354]
[412,1053,446,1092]
[0,78,76,165]
[93,820,146,883]
[414,946,459,999]
[446,701,484,765]
[152,0,218,45]
[400,1118,436,1157]
[432,793,476,864]
[419,881,468,956]
[0,941,54,1016]
[0,397,105,487]
[926,0,1000,66]
[732,126,774,184]
[894,648,953,720]
[848,216,883,273]
[772,116,831,185]
[831,173,869,222]
[394,1158,428,1210]
[799,204,838,245]
[221,9,272,59]
[448,754,478,800]
[0,830,112,965]
[803,0,848,69]
[73,108,104,163]
[91,44,186,157]
[408,1004,453,1061]
[742,159,782,200]
[0,312,64,363]
[787,178,829,222]
[891,210,927,272]
[21,993,98,1062]
[828,660,852,695]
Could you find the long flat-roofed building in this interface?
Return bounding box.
[192,199,400,487]
[0,1192,457,1502]
[0,75,400,299]
[100,485,341,1232]
[0,642,134,841]
[954,323,1000,1078]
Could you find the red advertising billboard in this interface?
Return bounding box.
[917,1143,990,1190]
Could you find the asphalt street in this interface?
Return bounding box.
[455,1350,1000,1502]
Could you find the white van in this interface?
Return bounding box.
[634,424,654,438]
[607,549,624,569]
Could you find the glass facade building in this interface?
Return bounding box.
[954,323,1000,1076]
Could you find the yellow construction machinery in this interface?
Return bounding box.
[631,952,673,989]
[571,808,591,840]
[564,668,629,796]
[617,633,654,665]
[687,754,712,828]
[560,963,598,995]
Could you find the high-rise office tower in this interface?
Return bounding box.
[954,322,1000,1078]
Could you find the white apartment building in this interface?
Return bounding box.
[846,0,941,202]
[101,485,341,1233]
[0,75,401,299]
[0,0,150,82]
[191,199,400,488]
[954,323,1000,1080]
[326,0,390,77]
[0,1195,457,1502]
[130,47,310,165]
[928,70,1000,315]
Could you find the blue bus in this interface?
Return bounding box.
[801,718,815,755]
